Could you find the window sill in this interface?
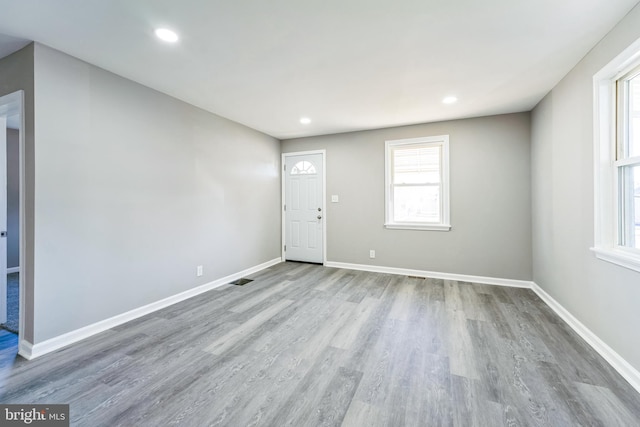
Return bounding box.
[384,223,451,231]
[591,247,640,274]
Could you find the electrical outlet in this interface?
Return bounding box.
[331,195,339,203]
[197,265,203,277]
[369,250,376,259]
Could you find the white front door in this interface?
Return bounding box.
[0,117,6,324]
[284,153,324,263]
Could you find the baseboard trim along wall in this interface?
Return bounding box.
[20,258,282,360]
[531,282,640,394]
[325,260,640,394]
[7,267,20,274]
[18,339,33,359]
[19,258,640,394]
[324,261,534,288]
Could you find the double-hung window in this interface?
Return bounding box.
[385,135,451,231]
[616,66,640,251]
[593,37,640,272]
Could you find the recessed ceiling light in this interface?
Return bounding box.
[300,117,311,125]
[442,96,458,104]
[155,28,179,43]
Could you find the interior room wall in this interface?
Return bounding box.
[282,113,532,281]
[0,43,34,343]
[531,4,640,370]
[6,127,19,269]
[31,43,281,343]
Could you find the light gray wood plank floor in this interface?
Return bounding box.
[1,262,639,426]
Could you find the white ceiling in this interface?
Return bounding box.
[0,0,638,139]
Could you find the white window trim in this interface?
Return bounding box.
[592,36,640,273]
[384,135,451,231]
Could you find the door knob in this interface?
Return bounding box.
[318,207,322,211]
[317,215,322,220]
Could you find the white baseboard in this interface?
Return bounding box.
[531,282,640,394]
[324,261,640,392]
[18,339,33,359]
[324,261,534,289]
[7,267,19,274]
[24,257,282,360]
[21,257,640,395]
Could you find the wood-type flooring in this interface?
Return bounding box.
[1,262,639,426]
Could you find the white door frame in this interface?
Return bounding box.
[0,90,25,350]
[281,150,327,264]
[0,116,6,325]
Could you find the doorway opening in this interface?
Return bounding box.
[0,91,24,350]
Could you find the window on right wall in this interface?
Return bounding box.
[593,37,640,273]
[616,66,640,250]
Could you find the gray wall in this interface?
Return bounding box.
[31,44,281,343]
[6,128,19,269]
[531,4,640,369]
[282,113,532,281]
[0,44,34,342]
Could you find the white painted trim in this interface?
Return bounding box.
[0,116,6,325]
[8,90,27,358]
[20,258,640,395]
[281,154,285,262]
[323,261,640,392]
[591,247,640,274]
[24,258,282,360]
[592,35,640,272]
[531,282,640,394]
[324,261,533,288]
[384,223,451,231]
[385,135,451,231]
[281,150,327,264]
[18,339,33,360]
[7,266,19,274]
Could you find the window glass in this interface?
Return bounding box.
[393,185,440,223]
[629,74,640,158]
[620,164,640,249]
[636,167,640,248]
[291,161,316,175]
[385,136,450,230]
[393,146,441,184]
[617,67,640,251]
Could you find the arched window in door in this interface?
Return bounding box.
[290,161,317,175]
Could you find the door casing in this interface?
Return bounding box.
[0,90,25,354]
[0,116,6,325]
[281,150,327,264]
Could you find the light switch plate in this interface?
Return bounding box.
[331,195,339,203]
